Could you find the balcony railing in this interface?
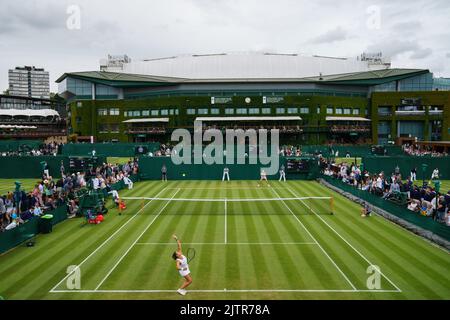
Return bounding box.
[330,125,371,133]
[429,110,444,116]
[126,127,166,135]
[395,110,425,116]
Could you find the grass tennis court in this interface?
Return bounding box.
[0,180,449,300]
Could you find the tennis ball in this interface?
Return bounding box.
[182,173,186,177]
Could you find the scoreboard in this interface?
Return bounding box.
[69,156,101,172]
[286,158,310,173]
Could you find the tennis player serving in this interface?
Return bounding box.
[172,234,192,296]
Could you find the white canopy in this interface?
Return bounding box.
[326,116,371,122]
[0,109,60,117]
[122,118,169,123]
[195,116,302,122]
[0,124,37,129]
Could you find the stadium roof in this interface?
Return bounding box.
[326,116,371,122]
[56,68,429,86]
[195,116,302,122]
[0,109,60,117]
[105,52,392,80]
[122,118,169,123]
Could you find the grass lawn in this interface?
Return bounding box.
[107,157,135,165]
[334,157,361,166]
[0,180,449,300]
[0,179,42,195]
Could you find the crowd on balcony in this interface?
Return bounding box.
[321,159,450,226]
[403,144,449,157]
[0,142,62,157]
[0,158,139,232]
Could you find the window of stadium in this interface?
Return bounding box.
[343,108,351,115]
[249,108,260,114]
[142,110,150,116]
[187,109,196,115]
[198,108,209,115]
[300,107,309,114]
[110,124,120,133]
[161,109,169,115]
[109,108,120,116]
[225,108,234,115]
[98,108,107,116]
[77,101,82,108]
[352,108,360,115]
[262,108,271,114]
[276,107,286,114]
[151,110,159,116]
[317,106,321,114]
[236,108,247,114]
[211,108,220,115]
[133,110,141,117]
[326,107,333,114]
[335,108,343,115]
[287,107,298,114]
[98,124,108,133]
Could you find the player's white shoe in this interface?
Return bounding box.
[177,289,187,296]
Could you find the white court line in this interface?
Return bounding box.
[134,242,317,245]
[122,197,331,202]
[94,188,181,291]
[224,198,227,244]
[270,187,357,291]
[49,187,168,293]
[285,186,402,293]
[50,289,401,294]
[164,187,290,190]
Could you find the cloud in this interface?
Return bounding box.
[308,27,349,44]
[446,53,450,58]
[410,48,433,59]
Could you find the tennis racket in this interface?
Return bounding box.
[187,247,196,264]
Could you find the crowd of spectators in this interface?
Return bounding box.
[147,143,173,157]
[0,142,62,157]
[0,158,139,233]
[403,143,449,157]
[321,159,450,226]
[279,145,302,157]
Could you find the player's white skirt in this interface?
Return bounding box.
[179,268,190,277]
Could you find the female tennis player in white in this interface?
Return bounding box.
[172,234,192,296]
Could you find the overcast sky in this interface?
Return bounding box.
[1,0,449,92]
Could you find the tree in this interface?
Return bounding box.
[2,89,9,95]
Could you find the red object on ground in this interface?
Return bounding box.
[96,215,104,223]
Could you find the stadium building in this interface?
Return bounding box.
[56,52,450,144]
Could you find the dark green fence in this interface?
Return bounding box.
[322,175,450,242]
[299,145,402,157]
[362,156,450,180]
[0,156,107,178]
[61,143,160,157]
[0,205,68,254]
[0,140,43,153]
[138,157,319,180]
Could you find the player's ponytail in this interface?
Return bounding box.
[172,252,178,260]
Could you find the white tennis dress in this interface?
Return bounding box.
[177,255,190,277]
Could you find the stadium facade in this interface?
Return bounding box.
[57,52,450,144]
